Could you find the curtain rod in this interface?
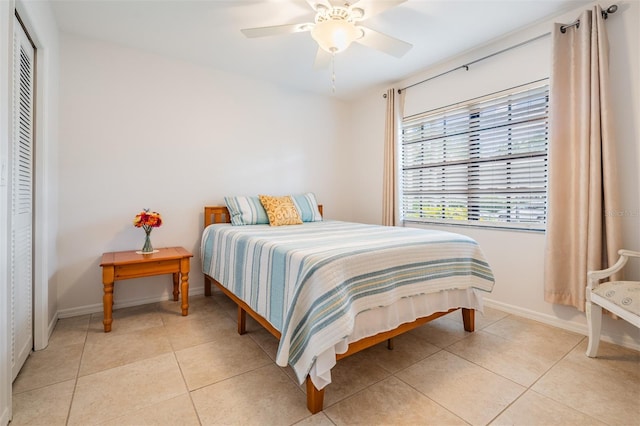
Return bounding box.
[398,4,619,94]
[398,32,549,93]
[560,4,617,33]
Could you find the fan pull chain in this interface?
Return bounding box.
[331,50,336,94]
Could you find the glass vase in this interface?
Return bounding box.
[141,229,153,253]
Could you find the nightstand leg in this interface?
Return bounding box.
[181,271,189,316]
[172,272,179,301]
[103,282,114,332]
[102,265,115,332]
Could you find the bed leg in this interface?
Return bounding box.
[305,376,325,414]
[237,306,247,335]
[204,276,211,297]
[387,338,394,350]
[462,308,475,332]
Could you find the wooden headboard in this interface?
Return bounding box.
[204,205,323,228]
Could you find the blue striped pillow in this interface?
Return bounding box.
[224,196,269,226]
[291,193,323,222]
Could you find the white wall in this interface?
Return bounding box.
[56,35,353,316]
[348,1,640,349]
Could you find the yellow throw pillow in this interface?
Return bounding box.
[259,195,303,226]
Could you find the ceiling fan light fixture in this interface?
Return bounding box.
[311,19,360,54]
[350,7,365,20]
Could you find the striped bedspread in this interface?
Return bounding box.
[201,221,494,384]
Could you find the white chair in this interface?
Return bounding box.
[585,249,640,357]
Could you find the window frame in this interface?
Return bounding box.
[400,79,549,231]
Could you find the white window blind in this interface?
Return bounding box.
[401,80,549,230]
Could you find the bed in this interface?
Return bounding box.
[201,205,495,413]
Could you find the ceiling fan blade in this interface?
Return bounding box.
[241,23,312,38]
[304,0,331,12]
[356,26,412,58]
[313,48,332,69]
[350,0,407,20]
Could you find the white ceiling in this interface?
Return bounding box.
[50,0,591,100]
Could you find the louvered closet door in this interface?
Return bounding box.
[11,15,35,381]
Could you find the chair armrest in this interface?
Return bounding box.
[587,249,640,288]
[619,249,640,258]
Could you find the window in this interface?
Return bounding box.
[401,81,549,230]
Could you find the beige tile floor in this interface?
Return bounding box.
[11,291,640,426]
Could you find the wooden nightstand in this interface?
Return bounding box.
[99,246,193,332]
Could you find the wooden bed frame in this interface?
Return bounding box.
[202,205,475,413]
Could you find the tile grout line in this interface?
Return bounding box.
[320,311,508,424]
[483,335,592,426]
[390,348,470,424]
[170,338,204,425]
[393,313,538,425]
[439,314,518,425]
[142,302,204,425]
[67,305,175,425]
[64,315,92,426]
[25,298,635,425]
[150,301,202,424]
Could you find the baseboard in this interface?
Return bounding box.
[48,311,58,341]
[484,298,640,352]
[1,406,9,426]
[57,286,205,319]
[0,408,9,425]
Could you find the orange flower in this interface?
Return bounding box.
[133,209,162,232]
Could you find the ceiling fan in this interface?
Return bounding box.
[241,0,412,66]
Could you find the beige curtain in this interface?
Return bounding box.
[544,5,622,311]
[382,88,396,226]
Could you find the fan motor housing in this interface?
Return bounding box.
[316,6,354,24]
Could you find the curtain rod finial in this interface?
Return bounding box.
[603,4,618,19]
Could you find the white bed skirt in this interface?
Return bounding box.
[308,288,484,389]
